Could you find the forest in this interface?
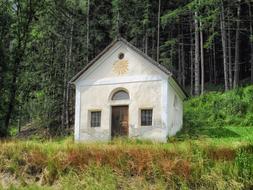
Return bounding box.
[1,1,253,189]
[1,0,253,136]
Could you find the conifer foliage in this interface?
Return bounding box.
[0,0,252,135]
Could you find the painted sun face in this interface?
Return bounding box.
[113,59,128,75]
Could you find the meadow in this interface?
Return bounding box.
[0,86,253,190]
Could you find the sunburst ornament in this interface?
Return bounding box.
[113,58,128,75]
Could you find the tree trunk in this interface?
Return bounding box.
[116,10,120,37]
[213,42,217,84]
[0,45,3,93]
[62,19,74,129]
[18,106,21,133]
[194,11,200,96]
[4,54,20,132]
[178,43,182,84]
[65,83,70,129]
[233,0,241,88]
[248,1,253,84]
[220,0,229,91]
[142,35,145,52]
[156,0,161,62]
[152,29,156,59]
[190,48,194,95]
[228,20,233,89]
[86,0,90,63]
[4,1,34,132]
[181,39,185,88]
[66,20,74,129]
[200,20,204,94]
[190,19,194,96]
[181,47,185,88]
[145,31,148,54]
[209,49,213,83]
[0,63,2,92]
[62,45,68,129]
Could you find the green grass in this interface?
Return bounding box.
[0,128,252,190]
[1,85,253,189]
[184,85,253,128]
[175,126,253,145]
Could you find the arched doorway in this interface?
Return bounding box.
[110,89,129,138]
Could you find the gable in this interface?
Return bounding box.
[74,41,168,86]
[70,38,188,99]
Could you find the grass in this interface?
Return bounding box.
[1,85,253,189]
[175,125,253,145]
[0,127,252,190]
[184,85,253,128]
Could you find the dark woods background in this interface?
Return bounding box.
[0,0,252,136]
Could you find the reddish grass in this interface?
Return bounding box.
[159,159,190,179]
[25,150,47,167]
[1,145,191,184]
[173,160,191,179]
[207,147,236,161]
[63,147,189,179]
[65,147,124,171]
[126,148,156,176]
[24,150,48,175]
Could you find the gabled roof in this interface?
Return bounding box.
[69,37,188,98]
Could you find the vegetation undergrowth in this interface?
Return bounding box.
[183,85,253,129]
[0,86,253,190]
[0,134,252,190]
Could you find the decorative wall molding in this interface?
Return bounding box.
[77,75,163,87]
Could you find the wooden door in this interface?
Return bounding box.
[111,106,129,138]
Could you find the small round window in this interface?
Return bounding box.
[118,53,124,60]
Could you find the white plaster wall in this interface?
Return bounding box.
[78,80,168,142]
[167,83,184,136]
[73,41,184,142]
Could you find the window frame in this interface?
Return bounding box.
[111,90,129,101]
[118,52,125,60]
[140,108,153,126]
[89,110,102,128]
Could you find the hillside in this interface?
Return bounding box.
[0,86,253,190]
[178,85,253,139]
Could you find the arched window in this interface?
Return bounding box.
[112,90,129,100]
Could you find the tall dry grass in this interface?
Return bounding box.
[0,139,252,189]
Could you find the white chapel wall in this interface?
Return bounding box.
[167,83,184,136]
[78,80,167,141]
[74,41,184,142]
